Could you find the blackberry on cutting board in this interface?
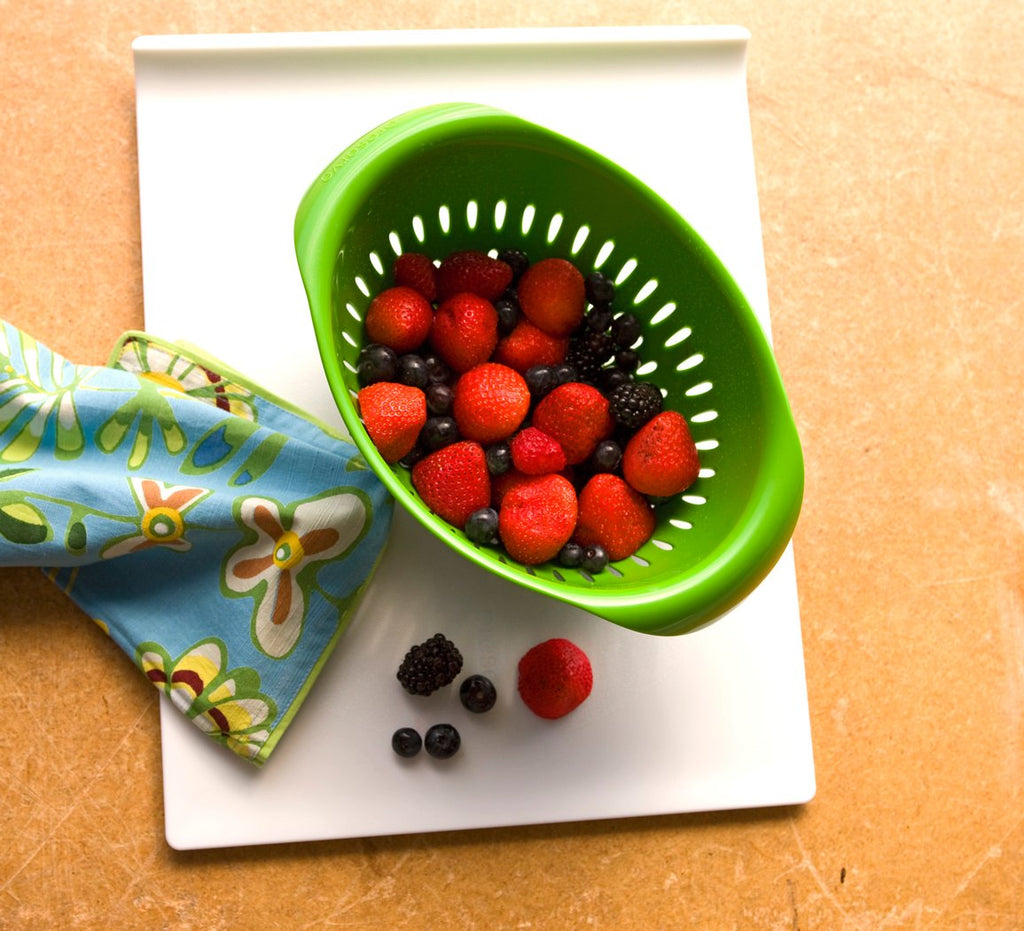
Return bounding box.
[396,633,464,696]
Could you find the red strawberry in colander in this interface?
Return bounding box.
[357,381,426,464]
[517,637,593,720]
[622,410,701,498]
[411,440,491,529]
[492,320,569,374]
[452,362,531,445]
[364,286,434,355]
[516,257,586,338]
[532,382,614,466]
[392,252,438,302]
[436,249,514,302]
[430,293,499,374]
[510,426,567,476]
[573,472,656,562]
[498,472,577,566]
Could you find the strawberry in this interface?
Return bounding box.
[573,472,656,561]
[516,257,586,338]
[430,293,499,374]
[622,410,700,497]
[532,382,614,465]
[392,252,438,302]
[492,320,569,373]
[411,440,491,528]
[452,362,530,445]
[491,467,533,509]
[363,286,433,355]
[510,426,567,475]
[436,250,513,302]
[517,638,593,720]
[357,382,427,464]
[498,473,577,565]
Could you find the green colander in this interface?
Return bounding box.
[294,102,803,636]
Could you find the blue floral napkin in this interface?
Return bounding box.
[0,320,392,765]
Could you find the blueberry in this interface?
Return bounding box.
[422,353,452,386]
[611,312,642,348]
[597,368,633,395]
[391,727,422,758]
[582,544,609,574]
[398,445,426,469]
[615,348,641,373]
[426,383,454,416]
[424,723,461,759]
[590,439,622,473]
[494,296,521,335]
[398,353,430,389]
[585,304,614,334]
[485,441,512,475]
[357,343,398,385]
[420,416,459,451]
[585,271,616,306]
[525,365,558,399]
[558,542,584,568]
[459,674,497,713]
[497,248,530,281]
[464,507,499,545]
[553,363,577,386]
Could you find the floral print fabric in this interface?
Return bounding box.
[0,322,392,764]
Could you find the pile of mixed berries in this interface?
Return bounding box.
[355,246,700,571]
[391,632,594,759]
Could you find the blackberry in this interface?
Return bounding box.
[396,633,464,696]
[424,723,461,759]
[566,331,615,384]
[459,674,497,713]
[609,381,663,430]
[391,727,422,758]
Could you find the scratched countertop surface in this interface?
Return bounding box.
[2,2,1022,928]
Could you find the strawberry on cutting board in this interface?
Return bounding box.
[517,638,593,720]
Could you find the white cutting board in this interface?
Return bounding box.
[133,25,815,851]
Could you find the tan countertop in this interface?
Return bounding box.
[2,2,1022,928]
